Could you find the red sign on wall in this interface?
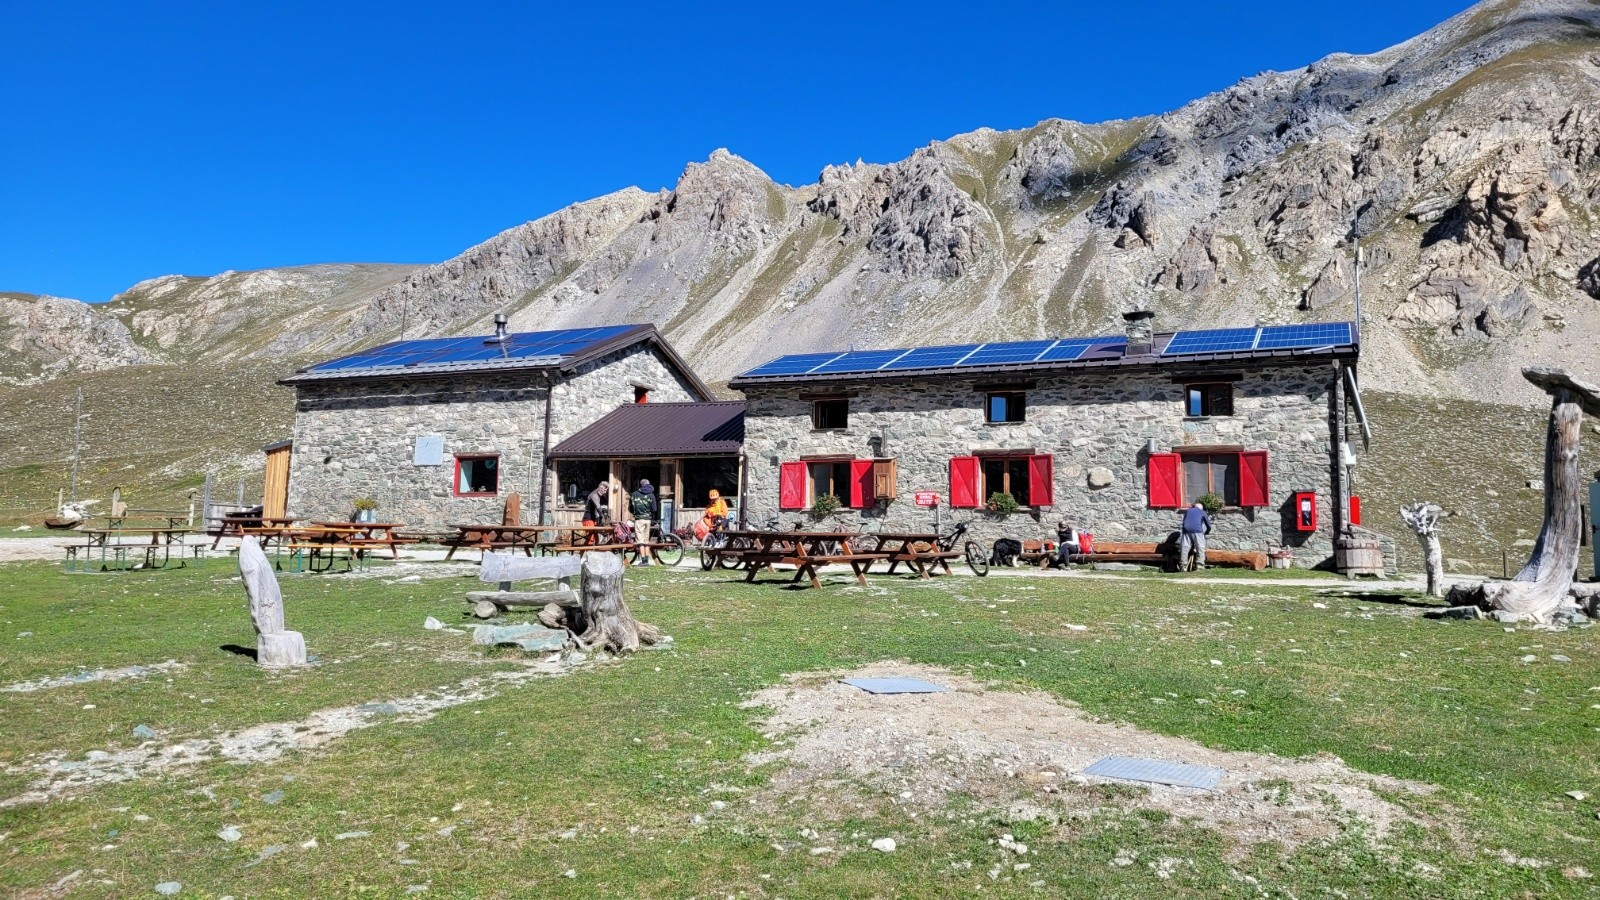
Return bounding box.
[914,491,940,507]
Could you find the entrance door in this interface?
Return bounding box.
[263,441,292,519]
[621,461,661,522]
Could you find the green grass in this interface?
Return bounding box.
[1,561,1598,897]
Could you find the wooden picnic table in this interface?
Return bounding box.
[857,532,962,578]
[211,514,296,548]
[717,530,886,589]
[71,527,201,571]
[310,522,413,560]
[444,524,618,560]
[280,525,374,573]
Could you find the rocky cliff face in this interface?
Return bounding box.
[8,0,1600,406]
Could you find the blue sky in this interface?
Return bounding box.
[2,0,1473,302]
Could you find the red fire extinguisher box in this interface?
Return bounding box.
[1349,495,1362,527]
[1293,492,1318,532]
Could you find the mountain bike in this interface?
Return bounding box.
[936,519,988,576]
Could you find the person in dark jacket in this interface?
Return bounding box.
[582,482,611,527]
[1179,502,1213,570]
[629,479,659,564]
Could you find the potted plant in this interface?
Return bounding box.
[352,497,378,524]
[808,493,842,520]
[985,492,1021,516]
[1195,493,1224,515]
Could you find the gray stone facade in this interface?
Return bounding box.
[285,344,701,525]
[740,363,1343,567]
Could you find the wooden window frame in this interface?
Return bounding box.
[972,451,1053,508]
[453,454,501,498]
[985,391,1027,424]
[1184,382,1235,418]
[811,398,849,431]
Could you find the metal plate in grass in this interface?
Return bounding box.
[842,677,949,695]
[1082,756,1225,790]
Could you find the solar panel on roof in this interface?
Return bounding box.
[880,344,982,370]
[739,353,845,378]
[1162,328,1259,356]
[306,325,638,373]
[810,350,906,374]
[959,341,1057,367]
[1037,338,1118,362]
[1255,322,1353,350]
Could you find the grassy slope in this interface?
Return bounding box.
[0,563,1597,897]
[0,364,297,527]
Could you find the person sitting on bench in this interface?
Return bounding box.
[1055,521,1083,567]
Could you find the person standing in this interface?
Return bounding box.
[630,479,659,564]
[583,481,611,527]
[1179,501,1213,571]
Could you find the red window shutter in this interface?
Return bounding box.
[1350,495,1362,526]
[1147,453,1181,508]
[949,456,980,508]
[850,459,875,508]
[1028,454,1054,507]
[779,462,807,510]
[1239,450,1269,508]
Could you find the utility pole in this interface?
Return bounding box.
[69,387,84,502]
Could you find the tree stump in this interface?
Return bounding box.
[1456,367,1600,624]
[1400,502,1445,598]
[575,552,664,654]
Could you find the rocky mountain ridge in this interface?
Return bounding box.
[7,0,1600,407]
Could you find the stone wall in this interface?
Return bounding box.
[285,343,703,526]
[740,363,1342,567]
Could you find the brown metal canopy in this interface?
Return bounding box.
[549,401,745,459]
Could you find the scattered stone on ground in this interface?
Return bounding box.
[132,725,158,740]
[871,837,897,852]
[743,663,1442,857]
[0,659,566,807]
[1,661,186,694]
[155,882,181,895]
[423,617,444,631]
[217,826,241,842]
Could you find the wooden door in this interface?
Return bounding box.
[263,441,292,519]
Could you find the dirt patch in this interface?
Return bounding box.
[743,663,1440,857]
[0,659,566,808]
[0,537,79,564]
[2,660,187,693]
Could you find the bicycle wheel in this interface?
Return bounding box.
[656,534,684,567]
[717,550,741,569]
[964,541,989,577]
[700,547,717,570]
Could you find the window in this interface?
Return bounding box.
[634,386,650,404]
[1182,453,1240,506]
[982,457,1032,506]
[556,460,609,506]
[949,455,1054,508]
[682,457,739,508]
[1185,383,1234,417]
[812,398,848,430]
[778,459,881,510]
[986,392,1026,424]
[809,461,850,502]
[454,455,500,496]
[1147,450,1268,509]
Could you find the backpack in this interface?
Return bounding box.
[630,491,655,518]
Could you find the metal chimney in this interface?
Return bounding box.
[1123,309,1155,356]
[487,313,509,344]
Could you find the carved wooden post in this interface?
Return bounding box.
[1401,502,1444,598]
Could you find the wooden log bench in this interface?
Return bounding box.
[469,553,581,618]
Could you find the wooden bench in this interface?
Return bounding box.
[282,543,365,573]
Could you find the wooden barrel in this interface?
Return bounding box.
[1336,537,1385,576]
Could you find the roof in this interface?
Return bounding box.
[280,323,714,399]
[548,401,745,459]
[728,322,1358,387]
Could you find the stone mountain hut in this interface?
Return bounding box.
[278,321,713,526]
[729,314,1369,568]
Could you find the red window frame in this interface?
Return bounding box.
[950,454,1052,508]
[1146,450,1269,509]
[453,454,501,497]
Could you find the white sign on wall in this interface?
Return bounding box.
[413,434,445,466]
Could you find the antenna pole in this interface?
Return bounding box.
[1352,241,1363,340]
[69,387,83,502]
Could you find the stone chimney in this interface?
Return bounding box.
[1123,309,1155,355]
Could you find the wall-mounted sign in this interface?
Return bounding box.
[914,491,940,507]
[413,434,445,466]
